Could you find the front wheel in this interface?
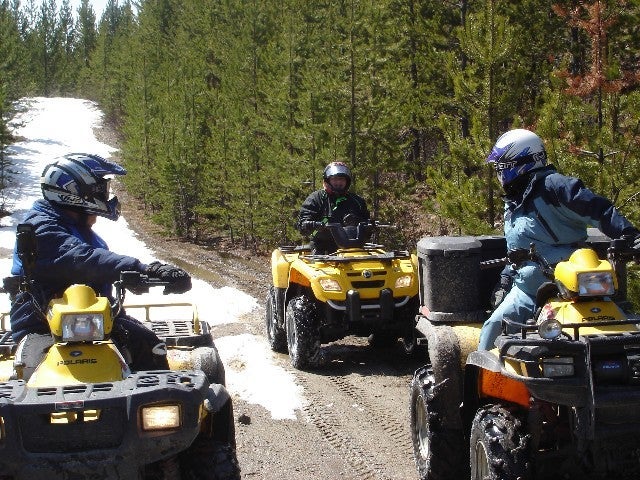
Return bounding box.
[179,441,241,480]
[265,286,287,353]
[470,404,531,480]
[399,296,419,355]
[285,294,321,370]
[410,366,467,480]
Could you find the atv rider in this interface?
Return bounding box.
[9,153,191,375]
[478,129,640,350]
[296,161,370,254]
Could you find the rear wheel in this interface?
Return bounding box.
[470,404,531,480]
[265,286,287,353]
[410,366,467,480]
[285,294,321,370]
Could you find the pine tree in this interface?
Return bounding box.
[0,0,25,210]
[540,0,640,214]
[424,0,516,233]
[75,0,97,97]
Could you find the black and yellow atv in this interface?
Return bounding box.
[0,224,239,480]
[266,219,419,369]
[410,233,640,480]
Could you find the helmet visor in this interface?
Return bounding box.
[89,179,111,203]
[324,163,351,180]
[490,154,541,186]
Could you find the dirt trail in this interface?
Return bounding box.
[102,129,424,480]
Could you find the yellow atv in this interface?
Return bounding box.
[0,224,239,479]
[267,219,419,369]
[410,234,640,480]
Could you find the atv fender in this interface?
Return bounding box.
[462,349,532,430]
[466,349,504,373]
[415,317,462,430]
[204,383,231,413]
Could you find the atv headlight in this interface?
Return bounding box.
[538,318,562,340]
[541,357,574,378]
[394,274,413,289]
[141,404,181,431]
[577,272,615,297]
[319,278,342,292]
[61,314,105,341]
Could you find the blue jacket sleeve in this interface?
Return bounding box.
[32,220,144,286]
[545,174,638,239]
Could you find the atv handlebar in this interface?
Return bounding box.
[303,219,394,250]
[119,271,172,292]
[303,219,395,231]
[607,236,640,263]
[479,244,555,280]
[113,271,180,316]
[480,237,640,275]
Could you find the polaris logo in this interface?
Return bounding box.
[58,358,98,366]
[590,307,601,313]
[362,270,373,279]
[70,350,82,357]
[583,315,615,322]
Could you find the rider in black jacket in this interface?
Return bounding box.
[296,162,369,254]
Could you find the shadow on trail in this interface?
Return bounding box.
[312,338,429,377]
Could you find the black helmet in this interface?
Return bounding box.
[41,153,127,220]
[323,162,352,195]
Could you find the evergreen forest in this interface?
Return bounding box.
[1,0,640,255]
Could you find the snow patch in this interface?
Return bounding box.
[215,333,305,420]
[1,97,304,421]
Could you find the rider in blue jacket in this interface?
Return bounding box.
[9,153,191,374]
[478,129,640,350]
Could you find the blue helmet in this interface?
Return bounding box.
[41,153,127,220]
[486,129,547,187]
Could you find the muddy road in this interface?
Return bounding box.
[114,184,425,480]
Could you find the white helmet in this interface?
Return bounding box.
[41,153,126,220]
[486,129,547,186]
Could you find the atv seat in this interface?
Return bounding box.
[536,282,560,308]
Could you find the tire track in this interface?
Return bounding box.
[327,375,414,458]
[297,369,419,480]
[297,374,392,480]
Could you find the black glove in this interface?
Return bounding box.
[145,261,192,294]
[300,220,318,235]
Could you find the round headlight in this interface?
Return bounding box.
[539,318,562,340]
